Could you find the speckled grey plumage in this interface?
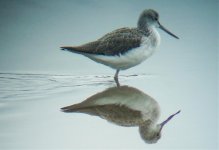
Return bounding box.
[61,85,180,144]
[64,104,143,127]
[61,86,158,127]
[61,9,178,84]
[61,28,149,56]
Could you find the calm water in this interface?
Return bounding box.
[0,72,217,149]
[0,0,218,149]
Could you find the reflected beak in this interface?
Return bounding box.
[159,110,181,133]
[158,21,179,39]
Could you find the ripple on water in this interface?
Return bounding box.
[0,72,154,102]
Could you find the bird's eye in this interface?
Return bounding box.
[154,17,158,21]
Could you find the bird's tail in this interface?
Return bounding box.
[61,46,94,56]
[61,46,82,54]
[61,104,98,116]
[61,103,81,113]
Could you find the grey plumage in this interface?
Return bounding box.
[61,86,145,126]
[61,86,180,144]
[62,104,142,127]
[61,28,149,56]
[61,9,179,83]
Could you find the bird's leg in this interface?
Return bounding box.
[114,69,120,87]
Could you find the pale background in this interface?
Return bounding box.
[0,0,218,149]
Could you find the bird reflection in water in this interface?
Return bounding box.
[61,85,180,144]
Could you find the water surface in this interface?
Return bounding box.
[0,72,217,149]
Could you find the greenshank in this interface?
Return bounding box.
[61,9,179,85]
[61,86,180,144]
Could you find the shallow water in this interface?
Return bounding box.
[0,73,156,149]
[0,0,218,149]
[0,72,217,149]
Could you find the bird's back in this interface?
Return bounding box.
[62,103,143,126]
[61,86,160,126]
[61,27,148,56]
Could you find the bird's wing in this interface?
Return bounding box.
[61,28,145,56]
[61,103,142,126]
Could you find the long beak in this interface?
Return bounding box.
[159,110,181,132]
[158,21,179,39]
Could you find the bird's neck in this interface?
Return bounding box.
[137,21,156,38]
[139,121,156,140]
[140,120,159,132]
[137,17,150,31]
[139,120,153,129]
[137,25,160,47]
[137,23,150,33]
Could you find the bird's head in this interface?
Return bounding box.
[138,9,179,39]
[139,110,180,144]
[139,123,162,144]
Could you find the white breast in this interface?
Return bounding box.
[87,27,160,70]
